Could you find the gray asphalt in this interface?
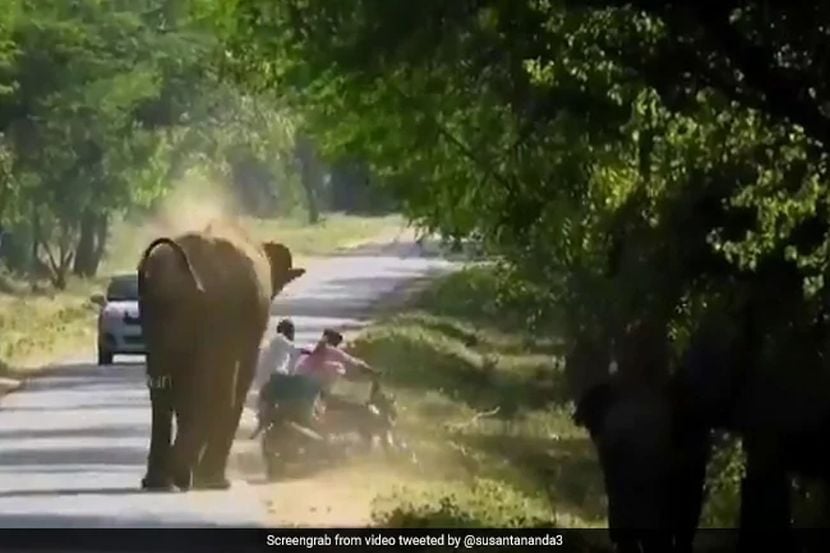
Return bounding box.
[0,238,457,527]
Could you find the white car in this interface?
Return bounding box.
[91,274,144,365]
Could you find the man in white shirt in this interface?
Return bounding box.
[252,319,307,391]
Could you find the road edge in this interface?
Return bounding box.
[0,376,21,399]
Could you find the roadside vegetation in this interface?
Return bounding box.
[0,277,99,376]
[214,1,830,534]
[345,266,603,528]
[339,266,744,531]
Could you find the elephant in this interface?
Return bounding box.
[571,286,830,553]
[137,221,305,491]
[570,321,710,553]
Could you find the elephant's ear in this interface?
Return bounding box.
[262,242,305,295]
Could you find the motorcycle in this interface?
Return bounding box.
[252,376,400,480]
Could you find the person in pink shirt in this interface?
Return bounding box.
[294,328,379,406]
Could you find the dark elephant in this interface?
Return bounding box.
[676,283,830,549]
[571,322,711,553]
[572,294,830,552]
[137,221,305,491]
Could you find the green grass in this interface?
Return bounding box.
[343,266,756,532]
[341,266,607,530]
[245,213,405,257]
[0,275,100,376]
[0,213,404,376]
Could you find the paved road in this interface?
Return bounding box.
[0,238,456,527]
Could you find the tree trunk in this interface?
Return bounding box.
[90,213,109,276]
[73,210,96,277]
[295,135,321,224]
[72,211,109,278]
[30,204,40,278]
[38,238,67,290]
[34,218,74,290]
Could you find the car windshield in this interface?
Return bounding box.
[106,275,139,301]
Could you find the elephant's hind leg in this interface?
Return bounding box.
[142,383,174,491]
[142,343,177,491]
[195,348,258,489]
[170,366,208,491]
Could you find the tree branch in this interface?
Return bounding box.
[387,81,518,196]
[563,1,830,146]
[688,3,830,147]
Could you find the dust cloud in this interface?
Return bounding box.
[235,450,431,527]
[232,411,461,528]
[146,170,241,237]
[105,169,244,273]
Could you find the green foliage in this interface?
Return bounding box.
[372,479,555,528]
[347,267,604,528]
[701,433,745,528]
[416,264,563,336]
[415,267,504,323]
[0,0,326,283]
[213,2,830,405]
[184,2,830,532]
[0,0,215,282]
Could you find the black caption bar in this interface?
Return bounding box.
[0,528,825,552]
[0,529,579,552]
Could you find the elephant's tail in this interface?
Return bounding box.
[138,237,205,294]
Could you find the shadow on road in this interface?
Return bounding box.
[0,486,145,499]
[0,466,136,475]
[3,402,145,412]
[0,513,230,528]
[0,424,148,440]
[27,362,144,378]
[12,363,146,394]
[3,445,147,466]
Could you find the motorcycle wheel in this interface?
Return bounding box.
[262,423,298,481]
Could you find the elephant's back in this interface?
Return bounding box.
[140,235,204,303]
[181,230,268,299]
[139,227,272,344]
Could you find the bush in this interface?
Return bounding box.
[371,478,556,528]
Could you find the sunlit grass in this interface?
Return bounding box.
[244,213,405,259]
[0,276,99,375]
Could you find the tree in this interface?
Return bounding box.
[0,0,220,284]
[212,0,830,365]
[211,0,830,536]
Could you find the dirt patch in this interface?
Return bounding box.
[251,458,429,527]
[229,417,426,528]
